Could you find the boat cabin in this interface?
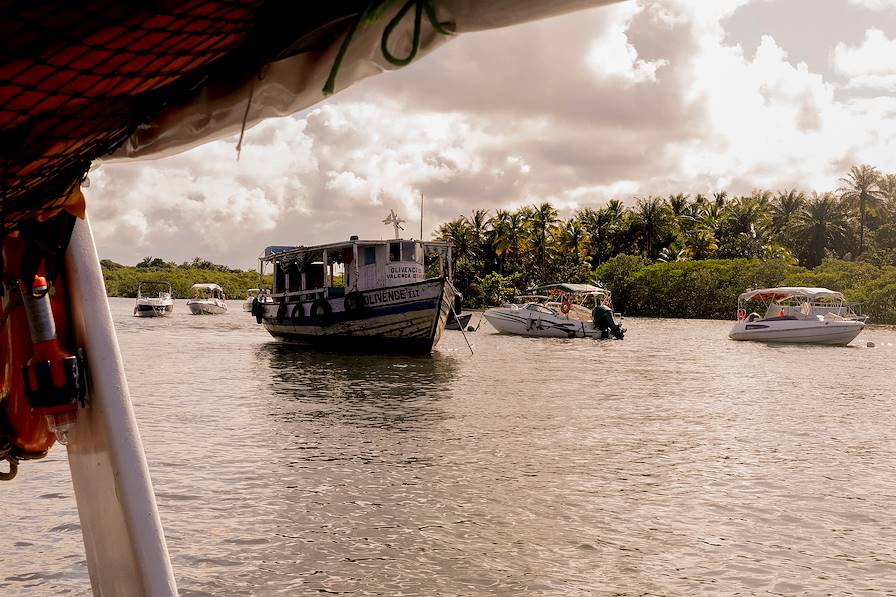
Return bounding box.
[259,238,452,304]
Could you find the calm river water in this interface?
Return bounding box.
[2,297,896,595]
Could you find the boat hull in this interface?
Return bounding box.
[187,299,227,315]
[133,301,173,317]
[729,319,865,345]
[483,307,614,338]
[261,278,453,354]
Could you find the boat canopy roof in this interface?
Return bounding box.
[190,283,223,291]
[526,283,608,295]
[261,239,451,262]
[738,287,845,302]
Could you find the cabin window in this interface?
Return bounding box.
[389,242,401,262]
[401,242,417,261]
[363,246,376,266]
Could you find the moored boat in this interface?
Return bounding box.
[242,288,270,312]
[186,283,227,315]
[484,283,624,339]
[133,280,174,317]
[729,287,865,345]
[255,237,455,354]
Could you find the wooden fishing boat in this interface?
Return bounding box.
[255,237,455,354]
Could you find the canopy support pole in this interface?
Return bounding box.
[64,215,177,596]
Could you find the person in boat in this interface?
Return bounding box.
[592,301,624,339]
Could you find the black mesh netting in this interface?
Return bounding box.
[0,1,365,233]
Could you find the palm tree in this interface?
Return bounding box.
[792,192,849,267]
[683,228,719,260]
[751,188,773,206]
[634,196,669,259]
[465,209,490,262]
[667,193,689,218]
[557,219,593,279]
[771,189,806,233]
[723,197,769,238]
[529,202,560,279]
[837,164,883,254]
[435,218,475,291]
[877,173,896,225]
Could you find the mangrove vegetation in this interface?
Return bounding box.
[101,256,264,300]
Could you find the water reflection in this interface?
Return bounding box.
[258,342,457,431]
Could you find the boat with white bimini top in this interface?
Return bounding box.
[242,288,270,312]
[729,287,866,345]
[483,283,625,339]
[133,280,174,317]
[253,236,456,354]
[186,283,227,315]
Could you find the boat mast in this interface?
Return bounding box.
[420,191,424,240]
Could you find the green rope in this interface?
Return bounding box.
[323,0,453,95]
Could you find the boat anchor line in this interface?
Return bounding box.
[446,280,473,355]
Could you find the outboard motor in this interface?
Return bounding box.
[453,291,463,316]
[592,304,624,339]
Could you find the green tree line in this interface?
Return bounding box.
[434,164,896,319]
[101,257,266,300]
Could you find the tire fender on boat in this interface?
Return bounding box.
[290,302,305,323]
[310,299,332,324]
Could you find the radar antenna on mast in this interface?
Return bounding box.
[383,209,406,239]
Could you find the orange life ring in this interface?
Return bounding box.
[560,299,572,314]
[737,308,746,320]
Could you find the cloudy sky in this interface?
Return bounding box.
[88,0,896,269]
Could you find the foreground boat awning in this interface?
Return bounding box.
[738,287,845,302]
[526,283,608,295]
[0,0,621,232]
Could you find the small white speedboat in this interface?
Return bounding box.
[186,283,227,315]
[729,287,865,345]
[133,280,174,317]
[484,283,624,339]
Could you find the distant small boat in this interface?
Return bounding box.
[242,288,268,312]
[484,283,624,339]
[186,283,227,315]
[729,287,865,345]
[133,280,174,317]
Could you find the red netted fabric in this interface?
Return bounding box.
[0,0,358,232]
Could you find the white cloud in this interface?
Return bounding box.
[834,28,896,90]
[87,0,896,267]
[586,5,669,85]
[847,0,896,10]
